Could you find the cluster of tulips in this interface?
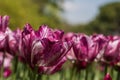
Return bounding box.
[0,15,120,80]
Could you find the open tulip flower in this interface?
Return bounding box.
[104,73,112,80]
[91,34,108,61]
[20,24,72,74]
[103,35,120,62]
[73,34,99,62]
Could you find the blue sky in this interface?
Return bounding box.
[62,0,120,25]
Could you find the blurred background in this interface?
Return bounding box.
[0,0,120,34]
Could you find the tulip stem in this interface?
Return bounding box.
[117,71,120,80]
[70,67,74,80]
[46,75,50,80]
[110,67,113,78]
[37,74,41,80]
[13,56,18,80]
[104,65,108,76]
[59,70,64,80]
[85,67,88,80]
[77,71,81,80]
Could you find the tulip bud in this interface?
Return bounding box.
[0,15,9,32]
[104,73,112,80]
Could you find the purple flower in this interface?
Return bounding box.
[6,28,22,55]
[104,73,112,80]
[3,68,12,78]
[91,34,108,61]
[103,36,120,62]
[73,34,99,62]
[20,24,71,73]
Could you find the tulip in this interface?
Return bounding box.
[3,68,12,78]
[104,73,112,80]
[91,34,108,61]
[103,36,120,62]
[6,29,22,56]
[20,24,71,74]
[73,34,99,62]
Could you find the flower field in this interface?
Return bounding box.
[0,15,120,80]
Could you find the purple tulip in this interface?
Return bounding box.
[20,24,71,73]
[20,24,36,64]
[103,36,120,62]
[3,68,12,78]
[104,73,112,80]
[91,34,108,61]
[6,28,22,55]
[73,34,99,62]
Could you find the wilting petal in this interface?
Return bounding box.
[104,73,112,80]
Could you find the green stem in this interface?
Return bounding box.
[46,75,50,80]
[13,56,18,80]
[37,74,41,80]
[117,71,120,80]
[70,67,74,80]
[59,70,64,80]
[85,68,88,80]
[110,67,114,78]
[91,70,95,80]
[104,65,108,76]
[77,71,81,80]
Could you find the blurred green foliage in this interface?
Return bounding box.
[0,0,64,30]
